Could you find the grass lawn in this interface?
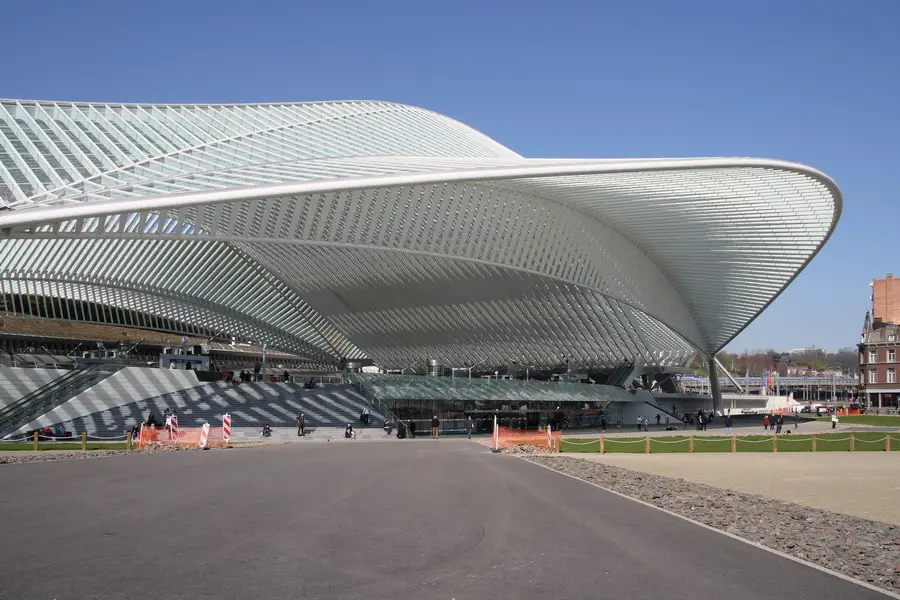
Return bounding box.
[0,442,130,451]
[560,431,899,454]
[815,415,900,427]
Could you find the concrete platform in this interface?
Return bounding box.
[568,452,900,525]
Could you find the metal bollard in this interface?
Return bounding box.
[81,432,87,451]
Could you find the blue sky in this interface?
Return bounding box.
[5,0,898,352]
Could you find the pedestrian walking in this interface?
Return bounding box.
[724,413,733,435]
[431,415,440,439]
[643,416,649,432]
[600,415,607,431]
[297,412,305,436]
[636,416,642,432]
[408,419,416,438]
[466,416,474,440]
[831,413,838,429]
[763,415,769,431]
[655,413,661,427]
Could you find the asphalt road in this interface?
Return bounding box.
[0,441,887,600]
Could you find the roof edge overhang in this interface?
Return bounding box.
[0,156,841,357]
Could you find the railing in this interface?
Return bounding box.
[346,375,400,424]
[0,365,119,439]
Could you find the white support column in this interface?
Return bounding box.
[707,355,722,415]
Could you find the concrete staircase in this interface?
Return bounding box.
[231,425,395,443]
[0,367,66,409]
[42,382,388,438]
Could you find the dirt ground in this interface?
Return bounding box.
[566,452,900,525]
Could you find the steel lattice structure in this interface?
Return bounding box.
[0,99,840,370]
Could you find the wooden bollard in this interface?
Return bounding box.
[127,431,132,451]
[811,435,817,452]
[600,435,605,454]
[33,430,38,451]
[887,434,891,452]
[645,436,651,454]
[689,435,694,454]
[81,432,87,452]
[731,435,736,453]
[773,434,778,453]
[850,432,855,452]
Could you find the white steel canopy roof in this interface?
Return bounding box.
[0,99,840,370]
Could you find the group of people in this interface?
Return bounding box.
[763,414,783,433]
[635,414,664,431]
[762,412,802,434]
[231,369,259,383]
[395,419,416,439]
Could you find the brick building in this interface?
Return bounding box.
[872,274,900,326]
[858,276,900,408]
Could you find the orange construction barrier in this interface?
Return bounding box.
[136,424,227,449]
[836,408,861,416]
[493,425,562,452]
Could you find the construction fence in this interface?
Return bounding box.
[560,432,899,454]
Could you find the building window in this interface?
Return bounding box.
[889,334,896,342]
[869,369,878,384]
[869,350,877,363]
[889,349,896,363]
[888,368,897,384]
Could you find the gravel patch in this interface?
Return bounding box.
[504,444,556,455]
[526,455,900,593]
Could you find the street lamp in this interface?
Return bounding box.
[466,357,487,379]
[398,360,419,374]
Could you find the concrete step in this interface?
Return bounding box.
[231,426,397,443]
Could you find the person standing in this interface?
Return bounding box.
[600,415,607,432]
[431,415,440,439]
[636,416,642,432]
[466,415,474,440]
[408,419,416,439]
[763,415,770,431]
[297,412,305,436]
[643,415,649,432]
[655,413,661,427]
[775,415,783,435]
[831,413,838,429]
[724,413,733,435]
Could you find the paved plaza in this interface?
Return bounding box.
[0,442,890,599]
